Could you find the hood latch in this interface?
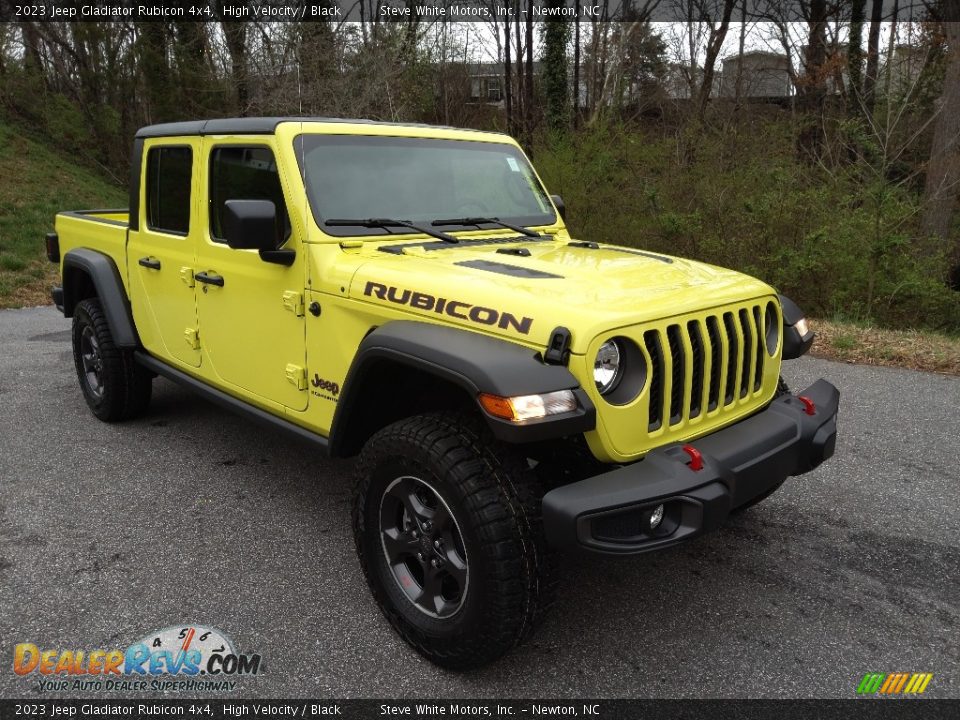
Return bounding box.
[544,326,572,366]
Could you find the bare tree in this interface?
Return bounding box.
[847,0,866,116]
[864,0,884,112]
[693,0,737,121]
[573,0,581,127]
[922,2,960,250]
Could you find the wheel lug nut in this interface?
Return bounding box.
[433,540,441,548]
[417,552,426,562]
[411,530,419,539]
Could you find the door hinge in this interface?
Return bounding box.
[282,291,304,317]
[184,328,200,350]
[285,364,307,390]
[180,267,195,288]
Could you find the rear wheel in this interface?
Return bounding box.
[353,412,556,670]
[72,298,152,422]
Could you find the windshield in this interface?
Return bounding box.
[295,135,556,236]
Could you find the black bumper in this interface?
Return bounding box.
[542,379,839,555]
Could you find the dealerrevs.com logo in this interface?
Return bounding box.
[13,625,261,693]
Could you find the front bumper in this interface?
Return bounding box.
[542,379,839,555]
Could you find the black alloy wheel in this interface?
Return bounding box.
[79,324,105,399]
[379,475,469,619]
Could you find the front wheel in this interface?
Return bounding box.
[353,413,556,670]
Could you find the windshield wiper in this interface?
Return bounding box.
[325,218,459,244]
[431,217,543,238]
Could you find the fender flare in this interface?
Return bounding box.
[328,321,595,456]
[778,294,814,360]
[62,248,140,348]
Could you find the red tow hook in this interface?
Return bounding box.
[798,396,816,416]
[682,444,704,471]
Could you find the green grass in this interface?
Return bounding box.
[0,120,124,308]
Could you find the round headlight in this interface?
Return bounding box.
[594,340,622,394]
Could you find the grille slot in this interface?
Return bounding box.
[687,320,704,419]
[643,330,663,431]
[666,325,685,425]
[753,305,765,391]
[706,316,722,411]
[723,312,739,404]
[738,308,753,399]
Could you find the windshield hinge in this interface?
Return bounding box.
[282,291,304,317]
[544,326,572,365]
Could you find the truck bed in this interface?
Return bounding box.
[55,209,130,284]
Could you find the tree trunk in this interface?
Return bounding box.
[847,0,865,117]
[796,0,829,161]
[137,22,173,122]
[515,9,524,136]
[542,1,569,134]
[734,0,747,111]
[695,0,736,121]
[524,0,534,151]
[504,16,513,136]
[863,0,883,113]
[921,13,960,251]
[573,0,580,128]
[221,22,247,114]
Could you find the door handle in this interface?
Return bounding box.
[195,271,224,287]
[138,256,161,270]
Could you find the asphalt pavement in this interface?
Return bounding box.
[1,306,957,699]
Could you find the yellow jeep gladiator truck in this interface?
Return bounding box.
[47,118,839,669]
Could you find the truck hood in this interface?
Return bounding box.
[345,237,776,354]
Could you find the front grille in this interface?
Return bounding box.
[643,303,768,432]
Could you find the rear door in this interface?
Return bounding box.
[128,139,201,367]
[194,138,308,410]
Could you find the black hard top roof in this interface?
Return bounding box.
[134,117,499,139]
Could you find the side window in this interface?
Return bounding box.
[145,146,192,235]
[209,146,291,245]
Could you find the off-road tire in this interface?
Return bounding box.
[353,412,557,670]
[72,298,152,422]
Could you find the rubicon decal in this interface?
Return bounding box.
[856,672,933,695]
[364,281,533,335]
[13,625,261,693]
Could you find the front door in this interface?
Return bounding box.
[127,139,201,367]
[195,140,308,411]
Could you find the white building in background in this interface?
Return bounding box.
[718,51,793,99]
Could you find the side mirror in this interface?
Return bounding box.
[223,199,278,251]
[550,194,566,222]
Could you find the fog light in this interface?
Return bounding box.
[649,504,664,530]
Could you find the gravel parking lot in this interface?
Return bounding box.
[1,306,957,699]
